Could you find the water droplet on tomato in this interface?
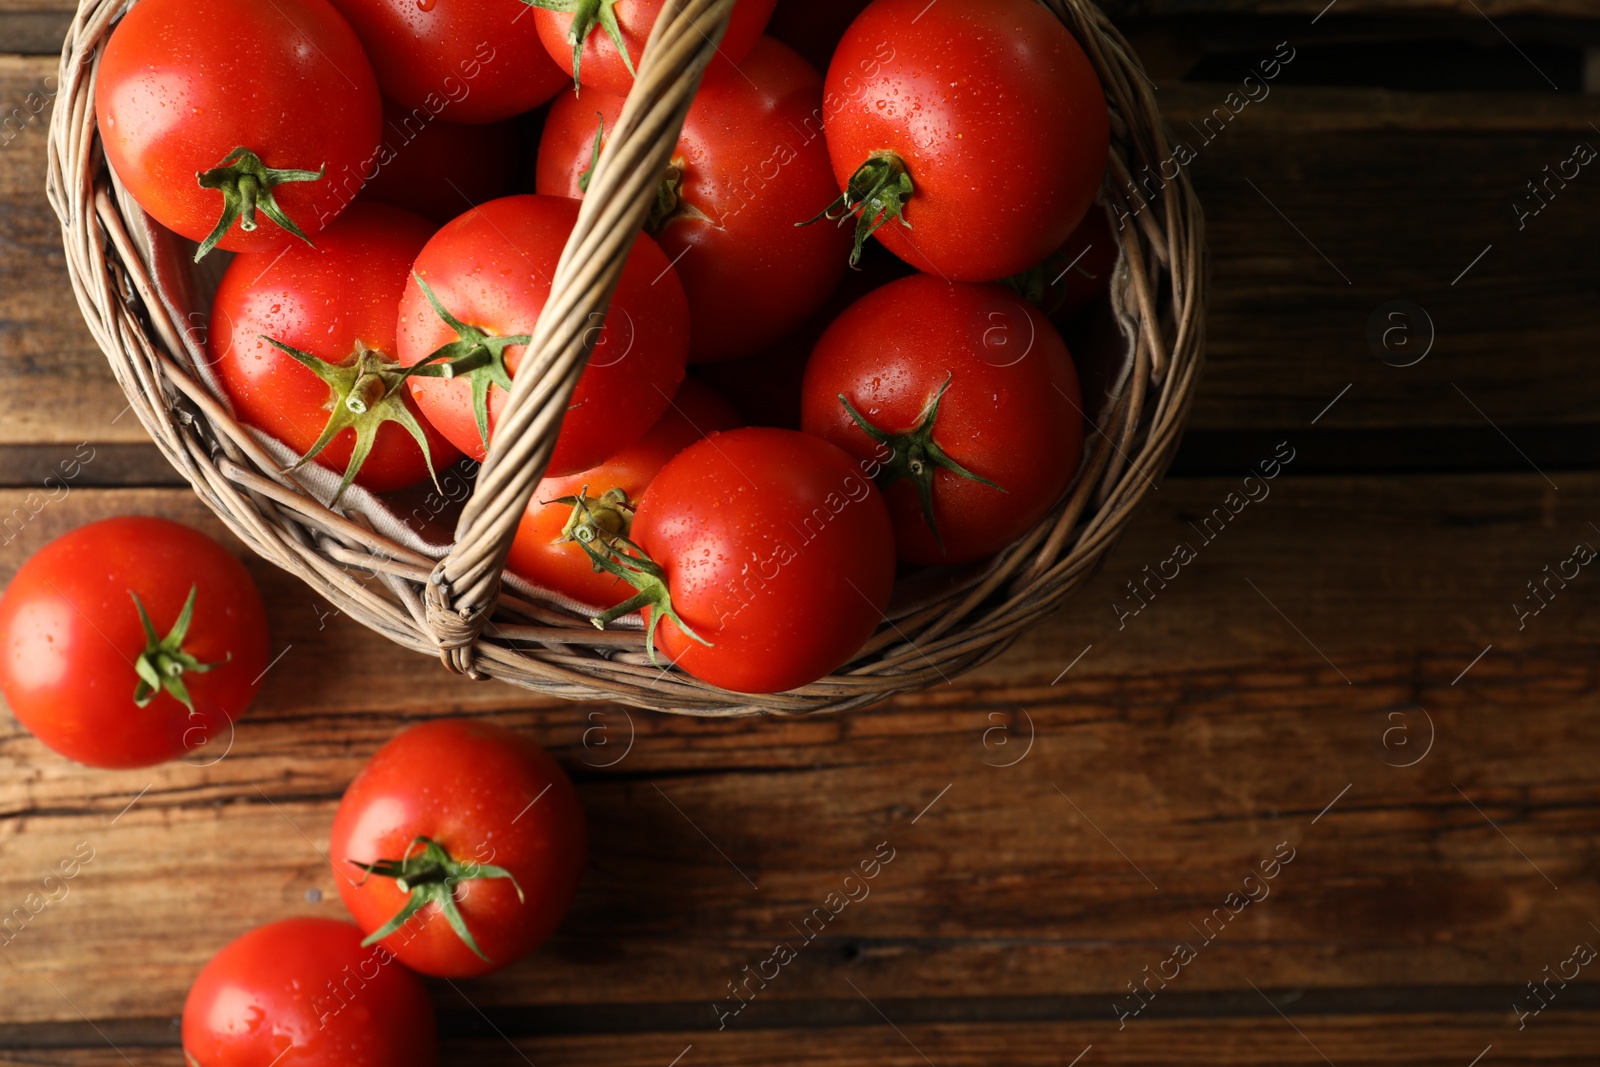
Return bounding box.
[417,0,436,10]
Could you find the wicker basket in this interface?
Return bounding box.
[46,0,1205,717]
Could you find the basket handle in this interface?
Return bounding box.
[424,0,739,675]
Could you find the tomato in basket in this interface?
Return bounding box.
[361,100,520,224]
[537,36,851,361]
[1005,205,1120,323]
[580,427,896,693]
[94,0,382,259]
[327,0,568,125]
[507,380,743,608]
[329,719,587,978]
[0,517,270,769]
[395,194,690,477]
[808,0,1110,282]
[801,275,1086,566]
[531,0,778,96]
[209,202,461,501]
[767,0,873,71]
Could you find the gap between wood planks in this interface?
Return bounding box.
[1,983,1599,1049]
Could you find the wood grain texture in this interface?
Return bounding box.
[7,1014,1600,1065]
[0,57,133,448]
[4,56,1597,458]
[0,475,1594,1027]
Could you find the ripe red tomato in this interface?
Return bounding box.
[692,241,911,427]
[396,195,690,476]
[768,0,871,71]
[532,0,777,97]
[585,428,895,693]
[361,100,519,224]
[1008,204,1118,322]
[329,719,587,979]
[538,37,849,361]
[507,380,742,607]
[95,0,381,258]
[210,202,461,499]
[326,0,567,124]
[0,517,269,769]
[801,275,1085,565]
[815,0,1109,281]
[182,918,437,1067]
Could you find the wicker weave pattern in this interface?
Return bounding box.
[46,0,1206,717]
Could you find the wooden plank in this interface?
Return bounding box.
[9,1014,1600,1066]
[0,474,1596,1024]
[3,57,1598,462]
[0,57,136,448]
[0,14,68,53]
[1157,83,1600,436]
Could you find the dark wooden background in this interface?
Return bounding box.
[1,0,1598,1062]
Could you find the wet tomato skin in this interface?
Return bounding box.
[507,380,743,608]
[630,427,897,694]
[182,917,438,1067]
[533,0,777,97]
[801,275,1086,565]
[395,195,691,476]
[209,202,461,494]
[95,0,382,253]
[0,517,270,769]
[822,0,1109,281]
[329,719,588,979]
[538,37,850,361]
[326,0,567,124]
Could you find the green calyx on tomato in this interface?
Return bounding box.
[193,147,324,262]
[261,337,445,505]
[646,158,687,234]
[406,274,533,451]
[350,835,524,963]
[800,151,915,268]
[552,485,634,557]
[1002,252,1101,316]
[578,116,685,234]
[520,0,635,91]
[839,376,1006,551]
[130,585,227,713]
[567,497,710,665]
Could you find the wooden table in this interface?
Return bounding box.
[2,1,1598,1062]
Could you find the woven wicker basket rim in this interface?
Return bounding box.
[45,0,1207,717]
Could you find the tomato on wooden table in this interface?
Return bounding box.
[210,202,460,500]
[95,0,381,259]
[507,379,742,607]
[531,0,777,96]
[0,517,269,769]
[330,719,587,978]
[182,918,437,1067]
[801,275,1086,566]
[361,100,520,224]
[814,0,1109,281]
[584,427,896,693]
[538,37,850,361]
[396,195,690,476]
[327,0,567,124]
